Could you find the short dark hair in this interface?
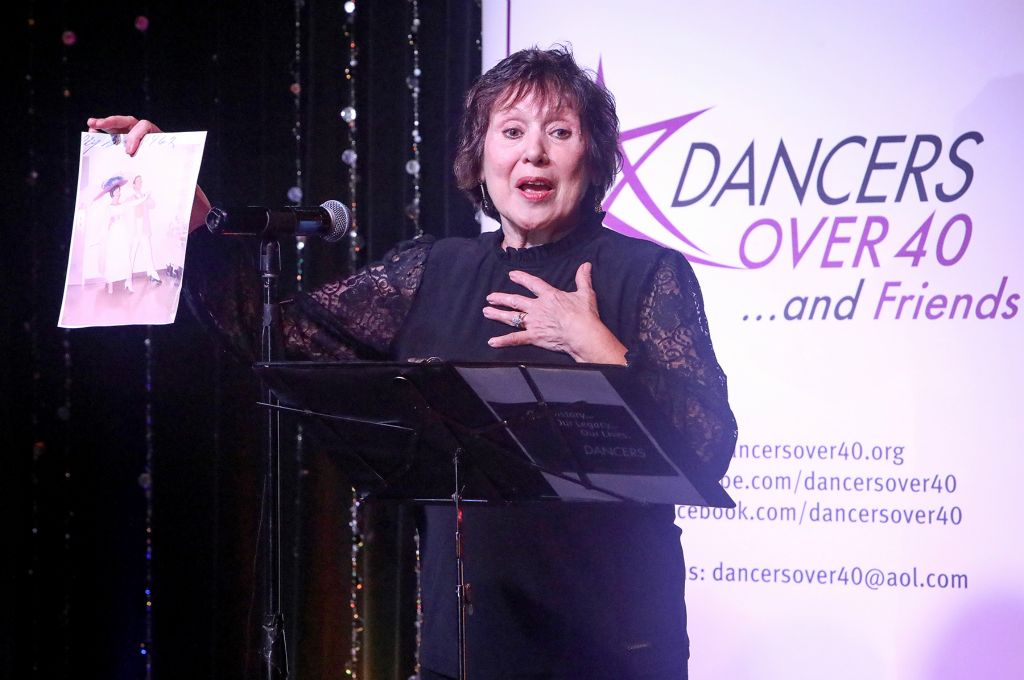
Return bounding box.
[453,45,622,219]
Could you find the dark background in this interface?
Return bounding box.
[3,2,482,678]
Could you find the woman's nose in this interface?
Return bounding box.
[521,131,548,165]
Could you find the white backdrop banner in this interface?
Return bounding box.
[483,2,1024,678]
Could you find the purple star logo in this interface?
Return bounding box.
[597,60,734,268]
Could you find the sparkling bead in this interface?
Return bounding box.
[405,159,420,175]
[135,16,150,32]
[405,200,420,221]
[287,186,303,203]
[62,31,76,46]
[340,106,357,123]
[341,149,358,166]
[344,1,356,13]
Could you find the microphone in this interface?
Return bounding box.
[205,200,351,243]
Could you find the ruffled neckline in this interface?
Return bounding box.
[492,212,604,266]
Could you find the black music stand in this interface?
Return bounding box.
[253,360,734,680]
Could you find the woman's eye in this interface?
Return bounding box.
[502,127,523,139]
[550,128,572,140]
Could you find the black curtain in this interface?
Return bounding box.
[4,2,482,678]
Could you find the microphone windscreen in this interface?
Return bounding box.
[320,200,351,243]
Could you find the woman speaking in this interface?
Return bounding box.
[89,45,736,680]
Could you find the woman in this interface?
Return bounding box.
[89,46,736,680]
[101,180,135,294]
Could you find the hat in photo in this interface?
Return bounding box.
[94,175,127,201]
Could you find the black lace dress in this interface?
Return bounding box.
[187,213,737,680]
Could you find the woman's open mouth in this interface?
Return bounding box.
[516,177,554,201]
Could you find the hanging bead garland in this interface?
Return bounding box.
[407,6,425,673]
[26,9,43,672]
[59,15,76,677]
[140,333,155,675]
[291,0,307,290]
[289,4,310,663]
[131,13,158,675]
[346,493,364,679]
[341,4,364,678]
[405,0,423,236]
[414,520,423,677]
[342,0,362,273]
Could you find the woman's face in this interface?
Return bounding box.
[482,90,590,243]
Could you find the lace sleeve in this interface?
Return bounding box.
[283,237,432,360]
[630,250,738,480]
[184,228,432,362]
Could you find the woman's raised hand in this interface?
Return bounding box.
[483,262,628,365]
[87,116,162,156]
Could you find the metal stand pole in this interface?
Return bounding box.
[453,447,470,680]
[260,239,288,680]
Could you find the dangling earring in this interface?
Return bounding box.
[594,193,605,214]
[480,181,491,214]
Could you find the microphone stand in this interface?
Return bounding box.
[205,203,348,680]
[260,238,288,679]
